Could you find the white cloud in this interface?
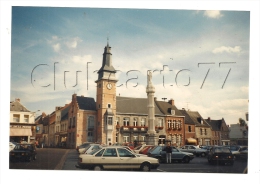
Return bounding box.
[65,37,82,49]
[212,46,241,54]
[216,99,248,109]
[52,43,60,52]
[204,10,223,19]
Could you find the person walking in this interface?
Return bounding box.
[165,143,172,164]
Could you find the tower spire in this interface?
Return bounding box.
[107,36,109,47]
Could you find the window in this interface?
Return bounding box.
[141,118,146,126]
[158,119,163,127]
[24,115,29,123]
[118,148,133,157]
[95,149,105,157]
[133,136,138,140]
[13,114,20,122]
[133,118,138,126]
[88,116,95,129]
[123,117,130,126]
[107,117,113,125]
[123,136,129,143]
[167,120,171,128]
[103,148,117,157]
[200,128,203,135]
[108,104,111,108]
[205,129,207,135]
[73,117,76,127]
[141,136,145,142]
[171,110,175,115]
[116,117,119,126]
[87,132,93,142]
[188,126,192,132]
[69,118,72,127]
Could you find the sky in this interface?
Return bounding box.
[1,1,259,184]
[10,7,250,125]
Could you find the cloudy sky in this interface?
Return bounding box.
[9,7,250,125]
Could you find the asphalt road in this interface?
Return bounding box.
[9,148,69,170]
[9,148,248,173]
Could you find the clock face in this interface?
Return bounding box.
[107,83,112,89]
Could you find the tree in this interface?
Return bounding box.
[239,118,247,126]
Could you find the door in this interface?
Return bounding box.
[100,148,120,169]
[117,148,140,170]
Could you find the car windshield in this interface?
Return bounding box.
[14,144,33,150]
[229,146,239,151]
[90,148,102,155]
[215,147,230,153]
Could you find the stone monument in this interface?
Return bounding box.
[146,71,157,145]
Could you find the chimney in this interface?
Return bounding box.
[168,99,174,106]
[15,98,20,102]
[207,117,211,122]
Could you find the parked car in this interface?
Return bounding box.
[110,145,147,157]
[224,145,248,160]
[77,142,93,153]
[207,146,234,165]
[139,145,155,155]
[122,142,135,150]
[133,144,153,154]
[81,144,103,154]
[75,146,160,171]
[9,142,17,152]
[179,145,208,157]
[9,143,37,162]
[239,146,248,160]
[147,145,195,163]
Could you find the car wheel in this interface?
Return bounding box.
[140,162,150,171]
[183,156,190,163]
[201,152,206,157]
[93,165,102,171]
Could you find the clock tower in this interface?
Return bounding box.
[95,42,117,145]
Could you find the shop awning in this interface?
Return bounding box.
[10,128,32,136]
[186,138,197,144]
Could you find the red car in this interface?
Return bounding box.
[139,145,155,155]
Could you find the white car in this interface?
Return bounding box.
[81,144,103,154]
[76,146,160,171]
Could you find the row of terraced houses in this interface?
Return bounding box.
[10,43,247,149]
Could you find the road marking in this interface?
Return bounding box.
[157,169,166,172]
[54,149,69,170]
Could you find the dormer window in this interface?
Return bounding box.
[171,110,175,115]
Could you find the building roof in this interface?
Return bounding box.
[76,96,96,111]
[10,99,30,112]
[179,109,196,125]
[155,100,184,116]
[61,104,70,121]
[116,96,164,115]
[205,119,222,131]
[179,109,210,127]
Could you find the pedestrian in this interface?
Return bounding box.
[165,143,172,164]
